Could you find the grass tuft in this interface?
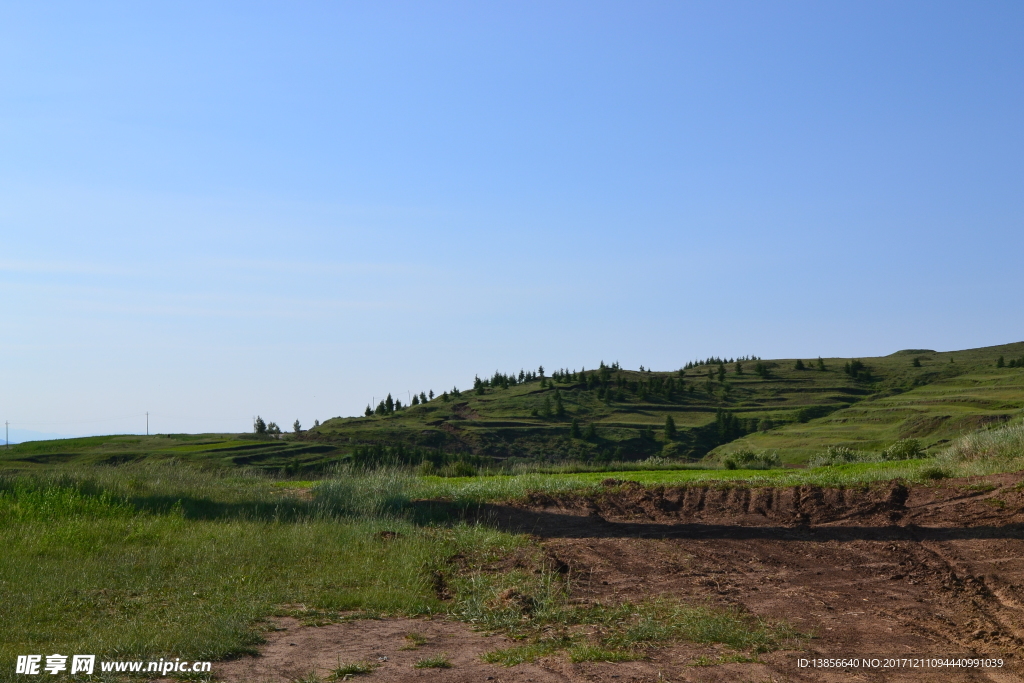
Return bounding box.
[414,653,453,669]
[399,632,428,650]
[328,661,377,678]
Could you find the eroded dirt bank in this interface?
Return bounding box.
[486,474,1024,681]
[216,474,1024,682]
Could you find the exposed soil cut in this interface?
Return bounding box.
[215,474,1024,682]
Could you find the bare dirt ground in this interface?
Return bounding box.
[215,474,1024,682]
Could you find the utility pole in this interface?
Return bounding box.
[146,412,149,436]
[5,421,7,449]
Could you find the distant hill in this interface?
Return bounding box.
[3,342,1022,472]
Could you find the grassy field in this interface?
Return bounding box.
[0,433,333,471]
[3,417,1024,680]
[0,465,799,682]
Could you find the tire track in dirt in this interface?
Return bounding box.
[479,473,1024,681]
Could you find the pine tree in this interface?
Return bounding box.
[375,401,387,415]
[385,394,394,413]
[735,362,743,375]
[585,422,597,440]
[313,419,320,428]
[365,405,372,417]
[717,364,726,382]
[411,394,420,406]
[555,392,565,417]
[817,357,826,371]
[541,396,552,418]
[255,416,267,435]
[570,418,581,438]
[664,414,677,440]
[794,359,805,370]
[912,357,921,367]
[997,355,1005,368]
[293,420,302,433]
[420,392,427,403]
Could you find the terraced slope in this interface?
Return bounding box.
[713,363,1024,463]
[307,342,1024,465]
[0,433,333,471]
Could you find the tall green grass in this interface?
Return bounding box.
[936,420,1024,475]
[0,464,522,676]
[0,462,806,680]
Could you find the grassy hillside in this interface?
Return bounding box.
[4,342,1022,471]
[712,360,1024,463]
[0,433,334,472]
[305,341,1024,467]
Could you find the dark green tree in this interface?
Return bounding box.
[364,405,372,417]
[817,357,826,371]
[428,390,434,400]
[754,362,770,379]
[912,357,921,367]
[570,418,581,438]
[375,400,387,415]
[385,393,394,414]
[717,364,726,382]
[735,362,743,375]
[794,359,805,370]
[997,355,1005,368]
[411,394,420,405]
[313,419,319,428]
[541,396,553,418]
[555,392,566,417]
[293,419,302,433]
[585,422,597,440]
[255,416,267,435]
[664,414,677,440]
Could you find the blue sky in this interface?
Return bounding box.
[1,1,1022,438]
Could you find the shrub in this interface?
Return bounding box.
[881,439,923,461]
[722,449,780,470]
[808,445,877,468]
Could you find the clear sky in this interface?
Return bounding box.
[2,1,1022,439]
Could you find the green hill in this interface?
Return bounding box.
[4,342,1022,472]
[305,341,1024,468]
